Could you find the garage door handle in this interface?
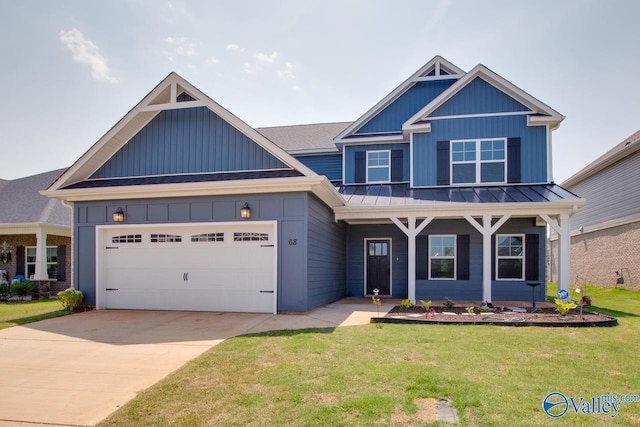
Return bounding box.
[106,288,119,291]
[261,244,274,247]
[106,246,119,250]
[260,290,274,293]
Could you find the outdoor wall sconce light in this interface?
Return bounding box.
[0,241,11,264]
[113,207,125,223]
[240,202,251,219]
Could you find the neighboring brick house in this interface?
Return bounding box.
[0,169,72,296]
[550,129,640,290]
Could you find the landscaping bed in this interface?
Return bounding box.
[372,305,618,327]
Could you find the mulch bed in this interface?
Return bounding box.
[372,305,618,327]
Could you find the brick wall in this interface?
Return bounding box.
[550,221,640,290]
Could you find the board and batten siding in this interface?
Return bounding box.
[306,195,347,309]
[91,107,287,179]
[566,150,640,230]
[430,77,530,117]
[412,115,548,186]
[74,193,313,310]
[344,143,410,184]
[296,154,342,182]
[355,79,457,135]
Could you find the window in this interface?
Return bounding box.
[112,234,142,243]
[451,138,506,184]
[191,233,224,242]
[233,232,269,242]
[25,247,58,280]
[429,235,456,279]
[150,234,182,243]
[366,150,391,183]
[496,234,524,280]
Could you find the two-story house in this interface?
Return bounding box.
[43,56,584,313]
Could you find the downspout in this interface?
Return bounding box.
[61,200,75,290]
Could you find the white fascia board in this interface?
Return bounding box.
[48,73,317,192]
[42,176,345,208]
[404,65,565,129]
[334,199,586,222]
[287,148,340,156]
[335,134,405,147]
[0,223,71,236]
[334,56,465,144]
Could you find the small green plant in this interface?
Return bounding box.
[0,283,9,299]
[57,288,84,311]
[443,296,455,309]
[420,300,432,311]
[400,299,413,309]
[465,306,475,314]
[479,304,492,313]
[10,281,34,300]
[554,298,577,316]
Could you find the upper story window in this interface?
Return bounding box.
[451,138,506,184]
[366,150,391,183]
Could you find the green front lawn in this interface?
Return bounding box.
[101,285,640,426]
[0,299,71,330]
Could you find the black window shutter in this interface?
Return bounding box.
[507,137,521,183]
[491,236,496,280]
[416,235,428,280]
[16,246,25,276]
[56,245,67,282]
[525,234,540,281]
[436,141,450,185]
[354,151,366,183]
[391,149,403,182]
[457,235,470,280]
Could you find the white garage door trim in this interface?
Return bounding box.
[95,221,278,314]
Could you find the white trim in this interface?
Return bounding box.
[24,245,59,281]
[495,234,525,281]
[415,74,463,82]
[422,111,531,122]
[286,148,340,155]
[334,56,465,144]
[450,138,508,185]
[428,235,457,280]
[95,220,278,313]
[409,132,415,187]
[336,134,405,146]
[366,150,391,184]
[546,125,553,183]
[364,238,392,296]
[0,223,71,237]
[83,167,294,182]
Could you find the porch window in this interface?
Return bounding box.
[429,235,456,279]
[25,247,58,280]
[451,138,506,184]
[366,150,391,183]
[496,234,524,280]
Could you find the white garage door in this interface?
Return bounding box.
[97,222,277,313]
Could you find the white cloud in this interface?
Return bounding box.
[206,56,221,65]
[59,28,118,83]
[227,43,242,50]
[242,62,253,74]
[255,51,278,64]
[164,36,197,57]
[278,62,295,80]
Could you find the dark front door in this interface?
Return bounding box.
[366,239,391,295]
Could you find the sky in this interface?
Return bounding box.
[1,0,639,184]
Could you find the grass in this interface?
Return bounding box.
[0,299,71,330]
[101,285,640,427]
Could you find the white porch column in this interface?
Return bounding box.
[391,216,432,303]
[34,230,48,280]
[541,213,571,293]
[464,214,511,303]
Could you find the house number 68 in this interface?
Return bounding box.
[288,239,297,246]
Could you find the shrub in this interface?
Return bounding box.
[10,281,34,299]
[57,288,84,311]
[400,299,413,308]
[0,283,9,298]
[419,300,432,311]
[443,296,455,308]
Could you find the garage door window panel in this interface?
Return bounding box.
[234,232,269,242]
[191,233,225,242]
[112,234,142,243]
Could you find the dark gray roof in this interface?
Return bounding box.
[257,122,351,152]
[337,183,580,206]
[0,168,70,227]
[63,169,303,189]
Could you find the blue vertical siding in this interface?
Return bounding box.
[412,115,547,186]
[344,143,409,184]
[355,79,457,134]
[430,77,530,117]
[296,154,343,182]
[91,107,287,178]
[307,195,347,308]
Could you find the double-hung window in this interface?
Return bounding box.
[366,150,391,183]
[451,138,506,184]
[25,247,58,280]
[496,234,524,280]
[429,235,456,279]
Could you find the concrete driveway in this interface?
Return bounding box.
[0,299,392,426]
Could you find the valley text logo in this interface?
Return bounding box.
[543,391,640,419]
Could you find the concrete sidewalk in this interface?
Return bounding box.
[0,299,392,427]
